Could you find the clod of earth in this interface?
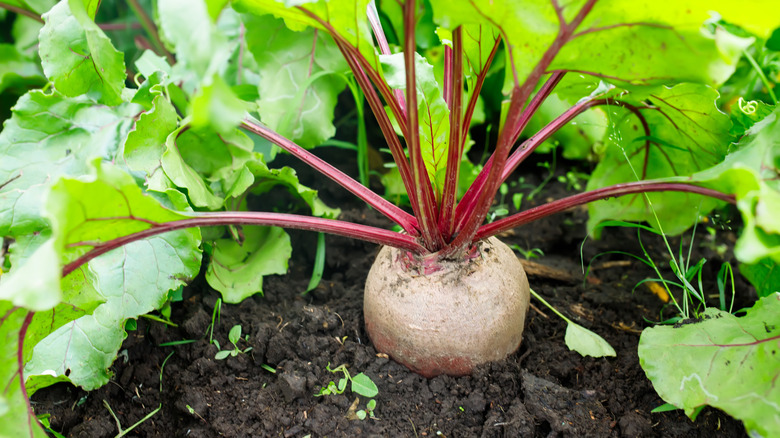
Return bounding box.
[364,237,530,377]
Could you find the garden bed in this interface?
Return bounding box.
[32,154,752,437]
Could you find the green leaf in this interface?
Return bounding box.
[740,258,780,298]
[234,0,381,75]
[688,108,780,264]
[524,85,607,160]
[729,99,775,137]
[124,94,179,179]
[160,124,256,210]
[564,321,617,358]
[0,90,136,271]
[638,293,780,437]
[430,1,780,94]
[23,162,201,392]
[205,226,291,303]
[0,305,48,438]
[228,325,242,344]
[1,0,55,15]
[247,161,340,219]
[350,372,379,398]
[215,350,231,360]
[651,403,681,413]
[381,52,450,198]
[39,0,126,105]
[242,13,349,148]
[587,83,733,235]
[157,0,230,79]
[337,377,347,393]
[0,239,61,311]
[191,75,249,134]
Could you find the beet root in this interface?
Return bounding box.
[363,237,530,377]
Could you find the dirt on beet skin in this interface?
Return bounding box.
[32,152,753,438]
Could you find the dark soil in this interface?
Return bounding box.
[32,150,754,437]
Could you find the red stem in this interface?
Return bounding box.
[240,119,419,234]
[475,181,736,240]
[460,35,501,146]
[295,6,409,138]
[296,5,418,208]
[454,71,566,227]
[0,2,43,23]
[18,311,35,438]
[62,212,427,277]
[446,0,597,255]
[334,42,419,209]
[438,27,464,239]
[403,0,444,250]
[367,1,407,117]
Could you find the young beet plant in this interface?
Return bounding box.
[1,0,780,436]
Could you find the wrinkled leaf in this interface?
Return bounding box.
[233,0,380,74]
[23,162,201,392]
[157,0,230,79]
[0,90,136,269]
[432,1,780,95]
[638,293,780,437]
[206,226,291,303]
[242,14,349,148]
[689,108,780,264]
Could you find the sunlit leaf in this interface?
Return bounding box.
[587,83,733,235]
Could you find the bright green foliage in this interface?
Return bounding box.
[0,91,136,269]
[39,0,126,105]
[233,0,381,74]
[381,52,450,198]
[22,162,202,392]
[315,363,379,399]
[638,293,780,437]
[525,90,607,160]
[157,0,229,79]
[690,107,780,264]
[430,0,778,93]
[206,226,291,303]
[587,83,733,235]
[243,14,350,148]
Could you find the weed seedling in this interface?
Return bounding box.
[214,325,253,360]
[316,363,379,418]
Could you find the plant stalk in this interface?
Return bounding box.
[402,0,444,250]
[447,1,597,255]
[438,27,464,239]
[240,118,419,234]
[474,181,736,240]
[0,2,44,23]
